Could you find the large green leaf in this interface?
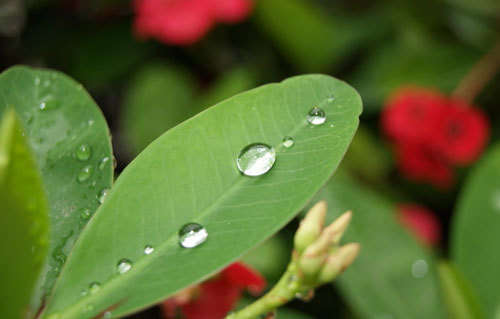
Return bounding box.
[42,74,362,318]
[0,110,49,318]
[0,66,114,303]
[452,144,500,318]
[314,172,446,319]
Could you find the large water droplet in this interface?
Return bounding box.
[236,143,276,177]
[179,223,208,248]
[282,136,294,148]
[117,259,133,274]
[144,245,155,255]
[76,144,92,161]
[411,259,428,278]
[77,165,93,183]
[97,188,109,204]
[307,107,326,125]
[99,157,110,171]
[89,282,101,294]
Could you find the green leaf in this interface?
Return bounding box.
[42,74,362,318]
[314,172,446,319]
[0,110,49,318]
[350,42,479,112]
[452,144,500,318]
[437,261,484,319]
[0,66,114,304]
[253,0,388,72]
[444,0,500,17]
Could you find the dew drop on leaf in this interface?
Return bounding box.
[411,259,428,278]
[89,282,101,294]
[179,223,208,248]
[144,245,154,255]
[76,144,92,161]
[282,136,294,148]
[77,165,93,183]
[80,208,92,221]
[327,96,335,102]
[38,96,58,111]
[117,259,133,274]
[236,143,276,177]
[97,188,109,204]
[307,107,326,125]
[99,157,110,171]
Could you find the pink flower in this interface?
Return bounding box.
[398,204,441,246]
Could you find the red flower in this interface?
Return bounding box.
[133,0,253,46]
[381,86,490,188]
[429,99,489,165]
[397,204,441,246]
[381,87,447,144]
[162,262,266,319]
[395,143,454,189]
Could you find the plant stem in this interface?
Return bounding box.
[227,259,310,319]
[452,39,500,104]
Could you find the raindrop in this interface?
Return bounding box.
[88,119,95,126]
[76,144,92,161]
[38,96,58,111]
[236,143,276,177]
[179,223,208,248]
[327,96,335,103]
[89,282,100,294]
[97,188,109,204]
[80,208,92,220]
[307,107,326,125]
[144,245,155,255]
[411,259,428,278]
[282,136,294,148]
[77,165,93,183]
[117,259,133,274]
[99,157,110,171]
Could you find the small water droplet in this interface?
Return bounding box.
[282,136,294,148]
[97,188,109,204]
[327,95,335,103]
[77,165,93,183]
[307,107,326,125]
[117,259,133,274]
[179,223,208,248]
[99,157,110,170]
[103,311,112,319]
[88,119,95,126]
[76,144,92,161]
[144,245,155,255]
[38,96,58,111]
[236,143,276,177]
[80,208,92,220]
[89,282,101,294]
[411,259,428,278]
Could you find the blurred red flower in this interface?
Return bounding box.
[398,203,441,246]
[162,262,266,319]
[133,0,253,46]
[381,86,489,188]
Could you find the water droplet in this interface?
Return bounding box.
[327,95,335,102]
[88,119,95,126]
[77,165,93,183]
[97,188,109,204]
[89,282,101,294]
[282,136,294,148]
[80,208,92,220]
[236,143,276,177]
[411,259,428,278]
[179,223,208,248]
[117,259,133,274]
[38,96,58,111]
[76,144,92,161]
[99,157,110,170]
[307,107,326,125]
[144,245,155,255]
[103,311,112,319]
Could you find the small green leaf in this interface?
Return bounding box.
[314,172,446,319]
[0,110,49,318]
[437,261,484,319]
[43,74,361,318]
[0,66,114,304]
[452,144,500,318]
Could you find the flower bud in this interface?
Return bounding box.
[325,211,352,245]
[318,243,360,283]
[294,201,327,253]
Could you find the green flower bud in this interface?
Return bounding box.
[294,201,327,253]
[318,243,360,283]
